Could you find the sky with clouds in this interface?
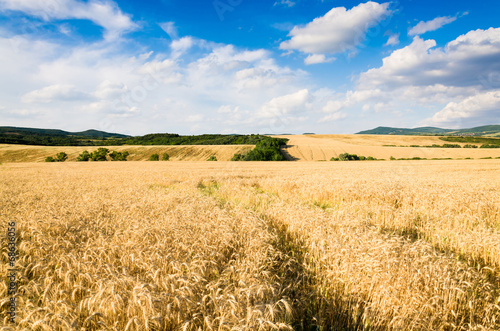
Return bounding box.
[0,0,499,135]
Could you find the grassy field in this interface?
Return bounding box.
[279,135,500,161]
[1,160,500,330]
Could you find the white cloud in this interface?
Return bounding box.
[170,37,195,59]
[384,33,399,46]
[280,1,391,55]
[0,29,315,134]
[318,112,347,122]
[159,22,178,39]
[274,0,295,8]
[429,90,500,126]
[258,89,309,118]
[186,114,204,122]
[304,54,335,65]
[0,0,137,40]
[359,28,500,89]
[409,16,457,36]
[22,84,91,103]
[93,80,128,99]
[322,100,343,113]
[217,105,239,113]
[322,28,500,129]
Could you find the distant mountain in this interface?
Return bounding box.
[0,126,130,146]
[0,126,130,138]
[356,125,500,136]
[0,126,287,147]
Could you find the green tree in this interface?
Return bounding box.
[45,156,55,162]
[161,153,170,161]
[207,155,217,161]
[77,150,91,161]
[55,152,68,162]
[91,148,109,161]
[109,151,129,161]
[338,153,360,161]
[149,153,159,161]
[231,153,245,161]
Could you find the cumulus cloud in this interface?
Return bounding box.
[384,33,399,46]
[359,28,500,89]
[409,15,457,36]
[280,1,391,55]
[0,28,315,134]
[22,84,91,103]
[0,0,137,39]
[318,112,347,123]
[304,54,335,65]
[257,89,309,118]
[323,28,500,128]
[429,90,500,126]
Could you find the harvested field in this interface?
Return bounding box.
[278,135,500,161]
[0,144,254,163]
[1,160,500,330]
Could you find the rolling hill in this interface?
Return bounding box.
[0,126,130,138]
[277,134,500,161]
[0,144,255,163]
[357,125,500,136]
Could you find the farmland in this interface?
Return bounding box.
[1,133,500,163]
[0,144,255,163]
[1,160,500,330]
[279,135,500,161]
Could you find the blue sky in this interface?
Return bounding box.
[0,0,499,135]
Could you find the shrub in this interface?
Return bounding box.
[77,150,91,161]
[442,144,461,148]
[480,144,500,148]
[162,153,170,161]
[149,153,159,161]
[463,144,478,148]
[231,153,244,161]
[331,153,377,161]
[56,152,68,162]
[45,152,67,162]
[390,156,396,160]
[109,151,129,161]
[339,153,359,161]
[207,155,217,161]
[91,148,109,161]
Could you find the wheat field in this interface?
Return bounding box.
[1,160,500,330]
[0,144,255,163]
[278,135,500,161]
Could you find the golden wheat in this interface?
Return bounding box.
[1,160,499,330]
[278,135,500,160]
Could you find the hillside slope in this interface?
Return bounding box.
[357,125,500,136]
[0,144,254,163]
